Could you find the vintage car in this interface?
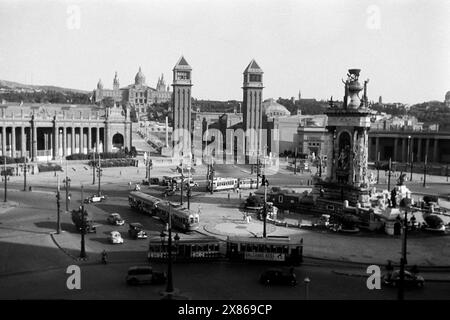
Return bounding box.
[108,231,124,244]
[382,270,425,288]
[126,266,166,285]
[107,213,125,226]
[84,194,106,204]
[128,223,148,239]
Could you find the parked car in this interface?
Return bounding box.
[108,231,124,244]
[126,266,166,285]
[107,213,125,226]
[84,194,106,204]
[128,223,148,239]
[259,269,297,286]
[382,270,425,288]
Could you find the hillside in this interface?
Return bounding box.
[0,79,89,94]
[0,79,91,104]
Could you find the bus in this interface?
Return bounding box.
[128,191,199,232]
[208,177,238,192]
[148,235,225,261]
[226,236,303,265]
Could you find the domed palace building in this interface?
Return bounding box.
[93,67,172,120]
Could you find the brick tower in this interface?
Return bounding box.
[242,59,264,161]
[172,56,193,154]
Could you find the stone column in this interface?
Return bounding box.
[105,122,110,153]
[80,127,84,154]
[417,138,422,162]
[11,126,16,158]
[393,137,398,161]
[96,127,100,152]
[32,121,37,161]
[53,120,58,160]
[21,126,26,157]
[62,126,67,157]
[432,139,438,163]
[401,138,406,163]
[425,138,430,162]
[87,126,92,153]
[375,137,380,161]
[410,137,414,163]
[71,127,76,155]
[2,126,6,156]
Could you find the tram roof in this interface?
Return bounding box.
[129,191,198,215]
[227,236,300,245]
[148,235,221,244]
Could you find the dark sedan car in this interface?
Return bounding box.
[259,269,297,286]
[382,270,425,288]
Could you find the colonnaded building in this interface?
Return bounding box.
[0,102,132,162]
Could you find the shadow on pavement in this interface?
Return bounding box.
[34,221,77,233]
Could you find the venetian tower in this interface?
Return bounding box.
[318,69,372,207]
[242,59,264,161]
[172,56,193,155]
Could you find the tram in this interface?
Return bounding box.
[226,236,303,265]
[128,191,199,232]
[147,235,225,261]
[209,177,238,192]
[237,178,261,190]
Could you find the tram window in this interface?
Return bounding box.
[189,217,194,224]
[276,246,282,253]
[278,195,283,203]
[283,246,288,254]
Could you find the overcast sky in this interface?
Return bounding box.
[0,0,448,104]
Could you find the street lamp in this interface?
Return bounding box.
[160,204,180,300]
[398,197,411,300]
[304,277,310,300]
[23,157,27,192]
[92,147,96,185]
[56,176,61,234]
[2,160,9,202]
[63,160,71,212]
[79,184,87,260]
[97,154,103,196]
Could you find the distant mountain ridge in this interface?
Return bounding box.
[0,79,89,94]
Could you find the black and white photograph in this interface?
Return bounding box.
[0,0,449,311]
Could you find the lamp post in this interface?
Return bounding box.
[63,160,71,212]
[56,176,61,234]
[160,203,180,300]
[304,277,310,300]
[179,163,184,206]
[409,152,414,182]
[387,158,392,191]
[79,184,87,259]
[23,157,27,191]
[92,148,96,185]
[2,160,9,202]
[398,198,411,300]
[423,154,427,188]
[97,154,102,195]
[187,165,191,210]
[376,152,380,184]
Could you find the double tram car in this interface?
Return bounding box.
[128,191,199,232]
[237,178,261,190]
[209,177,238,192]
[148,235,225,261]
[226,236,303,265]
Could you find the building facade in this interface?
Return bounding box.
[93,68,171,119]
[0,102,132,161]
